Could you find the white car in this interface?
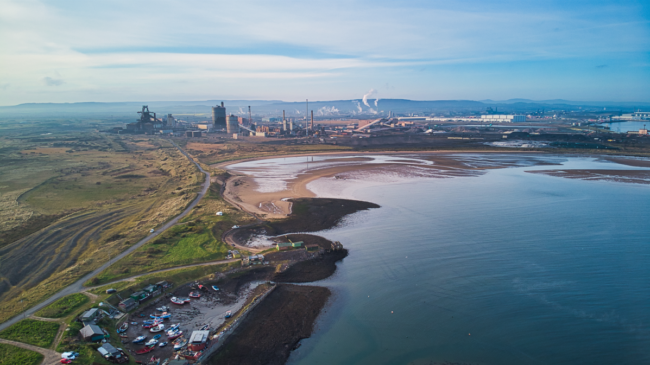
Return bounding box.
[61,352,79,360]
[216,211,223,216]
[150,229,155,233]
[232,225,239,229]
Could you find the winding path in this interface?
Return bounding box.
[84,257,239,290]
[0,140,211,332]
[0,338,61,365]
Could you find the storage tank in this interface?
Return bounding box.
[226,114,239,134]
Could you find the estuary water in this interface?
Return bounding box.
[231,154,650,365]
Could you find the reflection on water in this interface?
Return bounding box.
[231,154,650,365]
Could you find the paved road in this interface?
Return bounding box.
[0,338,61,365]
[0,141,211,332]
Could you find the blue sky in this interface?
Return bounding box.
[0,0,648,105]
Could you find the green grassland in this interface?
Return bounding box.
[0,127,204,324]
[0,319,60,348]
[35,293,89,319]
[0,343,44,365]
[90,183,254,285]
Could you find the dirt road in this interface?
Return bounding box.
[0,338,61,365]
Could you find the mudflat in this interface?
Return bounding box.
[208,284,331,365]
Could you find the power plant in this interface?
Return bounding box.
[212,102,226,129]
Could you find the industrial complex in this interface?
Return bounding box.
[104,100,650,151]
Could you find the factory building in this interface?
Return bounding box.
[480,115,526,123]
[226,114,240,134]
[212,102,226,129]
[613,111,650,121]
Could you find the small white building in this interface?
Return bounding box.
[480,115,526,123]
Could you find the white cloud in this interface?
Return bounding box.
[0,0,648,104]
[42,77,64,86]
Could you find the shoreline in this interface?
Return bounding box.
[213,152,650,365]
[220,152,650,221]
[220,152,553,219]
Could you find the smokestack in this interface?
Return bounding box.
[282,110,287,132]
[221,101,224,107]
[248,106,252,127]
[306,99,308,121]
[311,110,314,131]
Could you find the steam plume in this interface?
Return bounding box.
[352,100,363,113]
[362,89,376,107]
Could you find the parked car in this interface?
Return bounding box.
[105,288,116,294]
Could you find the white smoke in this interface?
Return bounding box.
[374,98,380,107]
[362,89,376,107]
[368,107,378,114]
[352,100,363,113]
[317,106,340,116]
[295,109,301,114]
[238,107,245,115]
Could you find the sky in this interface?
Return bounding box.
[0,0,649,105]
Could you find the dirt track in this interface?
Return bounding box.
[0,208,136,301]
[0,338,61,365]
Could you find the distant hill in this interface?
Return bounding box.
[1,98,648,119]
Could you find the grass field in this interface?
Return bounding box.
[0,319,60,348]
[35,293,89,319]
[89,183,253,285]
[0,343,44,365]
[0,130,204,324]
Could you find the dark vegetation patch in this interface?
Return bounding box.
[273,249,348,283]
[233,198,379,243]
[114,174,146,179]
[0,213,67,248]
[211,267,275,296]
[209,284,330,365]
[0,343,44,365]
[35,293,89,318]
[0,319,60,347]
[271,198,379,233]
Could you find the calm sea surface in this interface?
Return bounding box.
[230,154,650,365]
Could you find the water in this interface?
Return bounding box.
[229,155,650,365]
[599,121,649,133]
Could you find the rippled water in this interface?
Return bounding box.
[230,154,650,365]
